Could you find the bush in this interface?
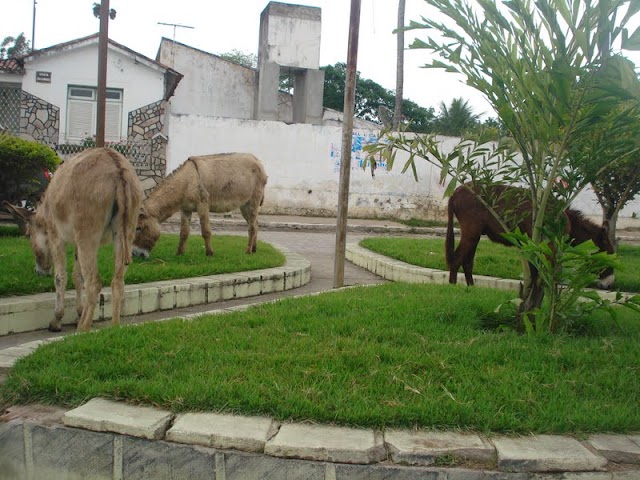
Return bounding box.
[0,133,61,206]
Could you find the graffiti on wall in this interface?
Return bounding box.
[330,131,389,175]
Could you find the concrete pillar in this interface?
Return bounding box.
[254,61,280,121]
[255,2,323,124]
[292,69,325,125]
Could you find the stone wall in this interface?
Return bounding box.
[127,100,167,196]
[20,92,60,144]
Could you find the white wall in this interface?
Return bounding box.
[166,114,457,220]
[21,43,166,142]
[265,13,321,69]
[160,41,256,119]
[166,114,640,222]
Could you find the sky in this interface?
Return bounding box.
[3,0,496,119]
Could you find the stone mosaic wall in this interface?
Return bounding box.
[128,100,167,196]
[20,92,60,144]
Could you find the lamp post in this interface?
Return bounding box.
[31,0,37,51]
[95,1,116,147]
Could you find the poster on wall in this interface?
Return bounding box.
[329,131,388,175]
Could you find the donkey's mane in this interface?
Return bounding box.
[148,158,194,197]
[566,208,600,233]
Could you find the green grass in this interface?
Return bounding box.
[0,227,285,297]
[2,282,640,434]
[360,237,640,293]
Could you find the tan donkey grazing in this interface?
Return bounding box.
[5,148,143,332]
[132,153,268,258]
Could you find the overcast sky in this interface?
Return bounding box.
[4,0,640,120]
[3,0,498,118]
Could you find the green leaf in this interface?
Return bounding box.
[622,26,640,50]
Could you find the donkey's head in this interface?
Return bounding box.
[132,207,161,258]
[595,222,616,290]
[2,201,52,276]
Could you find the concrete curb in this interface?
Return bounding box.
[0,244,310,338]
[346,243,637,302]
[1,399,639,479]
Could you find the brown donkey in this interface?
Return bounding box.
[5,148,142,332]
[445,185,615,288]
[132,153,268,258]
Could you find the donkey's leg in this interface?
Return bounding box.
[75,241,102,332]
[110,229,129,327]
[177,210,193,256]
[48,235,68,332]
[196,204,214,256]
[461,236,481,286]
[72,251,85,322]
[448,232,475,284]
[240,203,258,254]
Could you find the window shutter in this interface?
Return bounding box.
[105,102,122,143]
[67,99,95,141]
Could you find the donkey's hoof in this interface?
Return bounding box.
[48,323,62,332]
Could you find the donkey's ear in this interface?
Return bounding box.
[2,201,34,223]
[2,201,34,237]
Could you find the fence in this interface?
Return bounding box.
[52,140,153,168]
[0,83,21,135]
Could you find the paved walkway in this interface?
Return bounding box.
[1,214,640,479]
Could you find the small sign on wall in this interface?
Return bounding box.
[35,71,51,83]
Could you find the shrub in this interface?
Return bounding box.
[0,133,60,206]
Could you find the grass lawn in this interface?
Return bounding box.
[360,236,640,293]
[2,283,639,434]
[0,226,285,297]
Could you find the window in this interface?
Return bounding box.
[66,86,123,142]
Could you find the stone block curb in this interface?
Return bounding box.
[3,400,640,478]
[62,397,173,440]
[493,435,608,473]
[588,434,640,464]
[385,430,495,466]
[166,412,279,453]
[264,423,386,464]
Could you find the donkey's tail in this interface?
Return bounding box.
[445,196,456,268]
[114,166,142,266]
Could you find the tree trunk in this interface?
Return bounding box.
[393,0,405,129]
[602,203,619,251]
[516,261,545,332]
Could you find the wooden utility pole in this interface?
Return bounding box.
[333,0,361,288]
[95,0,110,147]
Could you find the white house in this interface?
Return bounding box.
[0,34,182,194]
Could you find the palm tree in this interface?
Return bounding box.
[393,0,406,129]
[434,97,481,136]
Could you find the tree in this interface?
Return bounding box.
[366,0,640,333]
[393,0,406,128]
[218,50,258,69]
[0,133,60,207]
[583,101,640,247]
[433,97,481,136]
[0,33,30,58]
[594,158,640,247]
[322,62,436,132]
